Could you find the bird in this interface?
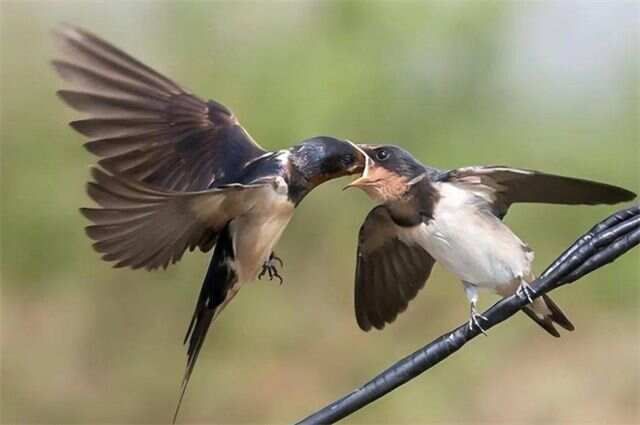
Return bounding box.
[345,144,636,335]
[51,25,367,422]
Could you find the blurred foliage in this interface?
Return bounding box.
[1,1,638,424]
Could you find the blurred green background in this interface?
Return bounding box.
[1,1,638,424]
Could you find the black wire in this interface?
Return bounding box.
[541,205,639,279]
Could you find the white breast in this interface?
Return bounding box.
[230,177,295,283]
[404,183,533,291]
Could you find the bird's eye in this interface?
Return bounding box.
[375,149,389,161]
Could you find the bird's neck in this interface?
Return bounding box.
[386,179,440,226]
[285,161,316,206]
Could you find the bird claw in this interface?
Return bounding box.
[258,253,284,285]
[516,281,535,304]
[271,255,284,268]
[468,307,488,336]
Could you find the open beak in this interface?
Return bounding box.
[343,142,376,190]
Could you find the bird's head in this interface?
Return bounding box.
[289,136,368,189]
[344,144,427,202]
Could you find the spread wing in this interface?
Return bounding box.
[443,166,636,218]
[81,167,272,270]
[355,206,435,331]
[53,25,267,191]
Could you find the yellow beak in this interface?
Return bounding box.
[344,173,378,190]
[344,141,375,190]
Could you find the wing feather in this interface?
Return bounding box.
[355,206,435,331]
[445,166,636,217]
[53,25,267,191]
[81,167,269,270]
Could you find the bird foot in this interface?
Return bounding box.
[516,281,535,304]
[468,307,489,336]
[258,253,284,284]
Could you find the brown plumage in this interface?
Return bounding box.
[53,25,265,192]
[81,167,271,270]
[355,206,435,331]
[445,166,637,218]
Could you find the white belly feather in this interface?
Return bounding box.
[403,183,533,291]
[230,178,295,283]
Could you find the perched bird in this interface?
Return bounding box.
[346,145,635,335]
[51,26,366,422]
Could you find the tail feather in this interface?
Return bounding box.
[522,306,560,337]
[541,293,575,331]
[523,294,574,337]
[172,223,237,423]
[173,309,215,424]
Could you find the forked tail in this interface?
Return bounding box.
[523,293,575,337]
[173,309,215,423]
[173,224,237,423]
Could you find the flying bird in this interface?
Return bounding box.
[345,145,635,335]
[51,26,366,422]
